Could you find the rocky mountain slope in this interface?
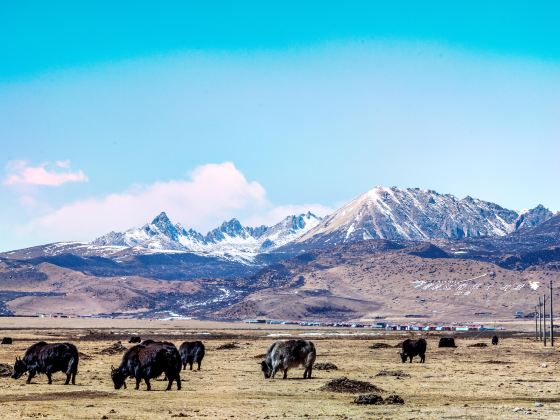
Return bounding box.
[297,186,553,247]
[216,240,558,322]
[93,211,321,262]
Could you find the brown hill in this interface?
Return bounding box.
[215,247,557,322]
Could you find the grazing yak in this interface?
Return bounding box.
[1,337,12,345]
[129,336,141,343]
[260,339,316,379]
[438,337,457,348]
[111,340,181,391]
[400,338,427,363]
[12,341,79,385]
[179,341,205,370]
[492,335,499,346]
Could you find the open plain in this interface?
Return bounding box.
[0,318,559,419]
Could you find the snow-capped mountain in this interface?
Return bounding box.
[513,204,554,231]
[93,211,322,262]
[297,186,553,246]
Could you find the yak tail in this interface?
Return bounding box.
[68,355,78,374]
[305,350,316,368]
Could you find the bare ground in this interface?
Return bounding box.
[0,319,559,419]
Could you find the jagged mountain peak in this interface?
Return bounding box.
[298,186,552,246]
[151,211,171,224]
[514,204,554,231]
[92,210,323,262]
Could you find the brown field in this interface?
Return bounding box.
[0,318,559,419]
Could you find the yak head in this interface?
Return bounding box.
[111,365,127,390]
[399,352,408,363]
[260,360,272,378]
[11,357,27,379]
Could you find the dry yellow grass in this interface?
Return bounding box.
[0,319,559,419]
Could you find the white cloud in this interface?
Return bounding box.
[22,162,330,243]
[55,160,71,168]
[3,160,88,186]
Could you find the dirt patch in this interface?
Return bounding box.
[482,360,510,365]
[216,342,240,350]
[0,390,115,403]
[320,377,384,394]
[0,363,13,377]
[468,343,488,348]
[314,362,338,371]
[375,370,410,378]
[385,394,405,404]
[353,393,405,405]
[369,343,392,349]
[98,341,127,355]
[253,353,267,359]
[354,394,383,405]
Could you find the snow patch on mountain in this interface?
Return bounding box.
[298,186,552,246]
[93,211,321,263]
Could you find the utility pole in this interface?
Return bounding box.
[539,297,543,341]
[543,294,547,347]
[550,279,554,347]
[535,305,539,341]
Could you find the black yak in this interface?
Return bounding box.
[179,341,205,370]
[438,337,456,348]
[400,338,427,363]
[12,341,79,385]
[111,340,181,391]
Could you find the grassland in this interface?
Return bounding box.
[0,318,558,419]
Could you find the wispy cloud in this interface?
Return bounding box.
[3,160,88,186]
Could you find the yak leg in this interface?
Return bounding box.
[64,364,73,385]
[283,368,288,379]
[182,362,187,370]
[26,371,35,384]
[135,377,141,390]
[409,355,413,363]
[47,373,53,385]
[71,370,77,385]
[144,377,151,391]
[271,365,279,379]
[197,361,201,371]
[420,353,425,363]
[165,371,175,391]
[168,372,181,391]
[304,366,312,379]
[189,362,193,370]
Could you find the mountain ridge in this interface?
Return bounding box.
[297,186,553,247]
[93,211,322,262]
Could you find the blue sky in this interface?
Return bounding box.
[0,2,559,251]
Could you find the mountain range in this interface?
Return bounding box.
[93,211,321,262]
[0,186,558,321]
[91,186,554,260]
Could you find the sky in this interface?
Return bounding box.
[0,1,559,251]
